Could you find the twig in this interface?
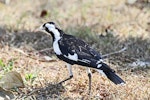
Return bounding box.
[26,88,41,96]
[13,48,28,56]
[35,48,53,53]
[101,46,127,59]
[12,48,56,62]
[13,46,127,61]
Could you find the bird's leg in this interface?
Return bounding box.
[58,63,73,84]
[87,68,92,95]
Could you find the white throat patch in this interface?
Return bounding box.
[45,24,62,55]
[53,39,62,55]
[45,23,61,40]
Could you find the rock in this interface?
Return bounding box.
[0,71,24,89]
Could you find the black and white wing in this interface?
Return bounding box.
[58,34,102,61]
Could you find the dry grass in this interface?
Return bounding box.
[0,0,150,99]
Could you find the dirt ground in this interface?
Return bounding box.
[0,0,150,100]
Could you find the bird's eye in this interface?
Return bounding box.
[43,24,46,28]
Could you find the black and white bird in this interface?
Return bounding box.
[39,22,125,93]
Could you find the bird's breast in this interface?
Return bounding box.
[53,39,62,55]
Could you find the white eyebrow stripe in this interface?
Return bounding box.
[45,24,55,29]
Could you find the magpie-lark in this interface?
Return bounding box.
[39,22,125,93]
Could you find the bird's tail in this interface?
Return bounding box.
[96,63,125,85]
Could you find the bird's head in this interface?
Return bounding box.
[39,22,63,41]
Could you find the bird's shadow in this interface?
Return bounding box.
[3,30,52,50]
[28,83,67,99]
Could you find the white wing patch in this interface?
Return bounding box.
[78,59,91,64]
[97,64,102,68]
[64,53,78,61]
[96,59,103,64]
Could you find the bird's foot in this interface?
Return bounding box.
[58,75,73,85]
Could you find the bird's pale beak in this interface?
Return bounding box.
[34,25,44,32]
[34,25,51,36]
